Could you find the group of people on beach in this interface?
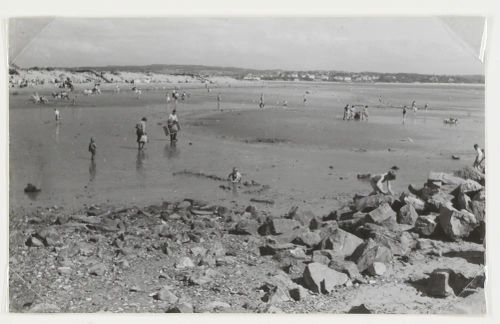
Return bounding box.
[343,104,369,121]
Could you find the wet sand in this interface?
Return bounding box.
[9,82,484,215]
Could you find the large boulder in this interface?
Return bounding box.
[456,192,472,211]
[470,201,485,222]
[426,270,455,297]
[365,203,396,227]
[328,259,362,279]
[288,209,319,229]
[426,191,454,212]
[270,218,302,235]
[317,228,363,257]
[439,205,478,241]
[414,214,439,237]
[353,194,395,212]
[233,219,260,236]
[355,223,416,256]
[401,194,426,213]
[350,238,393,272]
[293,231,322,248]
[302,262,349,294]
[458,179,483,195]
[397,204,418,226]
[453,166,485,185]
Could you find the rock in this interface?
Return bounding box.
[57,266,72,275]
[199,301,231,312]
[439,205,478,241]
[24,183,41,193]
[402,195,426,213]
[348,304,372,314]
[166,302,194,313]
[289,209,318,229]
[470,201,485,222]
[355,223,415,256]
[25,236,44,247]
[177,200,192,210]
[353,194,395,212]
[414,215,439,237]
[289,246,307,259]
[302,262,349,294]
[328,259,361,279]
[209,242,226,257]
[261,284,291,304]
[350,239,393,273]
[175,257,195,269]
[190,246,207,257]
[312,250,333,265]
[456,192,472,211]
[77,242,95,256]
[293,231,322,248]
[318,228,364,257]
[156,287,179,303]
[458,179,483,195]
[233,219,260,235]
[365,203,396,226]
[215,256,236,266]
[366,262,386,276]
[116,259,130,269]
[441,173,467,186]
[89,263,106,276]
[473,189,485,202]
[270,218,301,235]
[397,204,418,226]
[288,285,309,301]
[29,303,60,313]
[427,270,455,297]
[426,191,454,212]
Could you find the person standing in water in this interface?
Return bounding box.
[402,106,408,124]
[259,94,265,109]
[424,103,429,111]
[167,109,181,144]
[54,108,60,121]
[362,105,369,121]
[303,93,307,106]
[217,93,222,111]
[411,100,417,112]
[473,144,485,173]
[139,132,148,150]
[88,138,96,160]
[343,104,350,120]
[369,166,398,195]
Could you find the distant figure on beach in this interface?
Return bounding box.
[166,94,171,104]
[139,132,148,150]
[402,106,408,124]
[259,94,265,109]
[283,100,288,107]
[72,95,77,106]
[362,105,369,121]
[181,92,186,101]
[303,93,307,106]
[378,95,383,103]
[343,104,350,120]
[411,100,417,112]
[88,138,96,160]
[217,93,222,111]
[473,144,485,173]
[167,109,181,145]
[54,108,60,121]
[424,103,429,111]
[135,117,147,149]
[370,166,398,195]
[228,167,242,193]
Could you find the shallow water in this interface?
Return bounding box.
[9,82,484,215]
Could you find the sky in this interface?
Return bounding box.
[9,17,485,75]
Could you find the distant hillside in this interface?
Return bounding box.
[14,64,484,84]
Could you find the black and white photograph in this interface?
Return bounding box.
[4,12,490,316]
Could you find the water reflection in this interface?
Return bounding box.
[164,143,180,159]
[89,159,97,182]
[136,150,147,177]
[55,122,61,143]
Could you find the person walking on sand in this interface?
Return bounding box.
[473,144,485,173]
[167,109,181,144]
[343,104,350,120]
[362,105,369,121]
[402,106,408,124]
[369,166,398,195]
[259,94,265,109]
[54,108,60,121]
[88,137,97,160]
[217,93,222,111]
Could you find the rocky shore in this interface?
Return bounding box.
[9,166,486,314]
